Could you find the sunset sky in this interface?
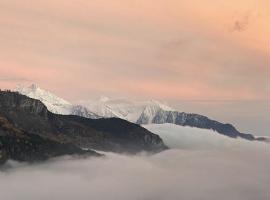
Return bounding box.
[1,0,270,101]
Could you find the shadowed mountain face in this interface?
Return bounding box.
[0,115,100,164]
[137,109,265,141]
[0,91,166,163]
[137,109,267,141]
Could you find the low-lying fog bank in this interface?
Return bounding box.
[1,124,270,200]
[143,123,262,150]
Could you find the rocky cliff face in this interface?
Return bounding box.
[0,91,166,162]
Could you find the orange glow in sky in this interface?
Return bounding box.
[0,0,270,101]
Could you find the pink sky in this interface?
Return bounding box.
[0,0,270,101]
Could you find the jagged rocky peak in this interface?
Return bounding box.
[136,100,174,124]
[16,83,72,114]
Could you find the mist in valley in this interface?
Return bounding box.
[1,125,270,200]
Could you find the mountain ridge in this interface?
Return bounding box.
[0,90,166,164]
[0,113,100,164]
[16,84,100,119]
[15,84,266,142]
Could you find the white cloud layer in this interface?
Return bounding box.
[1,124,270,200]
[143,123,260,150]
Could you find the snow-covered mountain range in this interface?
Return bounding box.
[16,84,99,119]
[15,84,266,141]
[80,97,174,123]
[16,84,174,123]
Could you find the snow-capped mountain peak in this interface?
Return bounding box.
[16,84,72,114]
[135,100,175,124]
[14,84,264,141]
[146,100,174,111]
[80,97,174,123]
[16,84,71,104]
[16,84,174,122]
[15,84,99,118]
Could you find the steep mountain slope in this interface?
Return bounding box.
[0,114,99,164]
[16,84,99,119]
[0,91,166,155]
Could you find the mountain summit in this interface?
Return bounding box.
[16,84,72,115]
[80,98,174,123]
[16,84,99,118]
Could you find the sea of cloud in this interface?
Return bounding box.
[1,124,270,200]
[143,123,264,150]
